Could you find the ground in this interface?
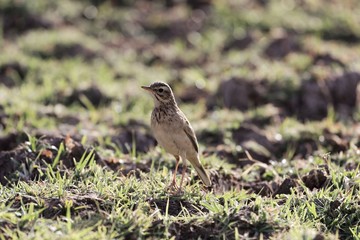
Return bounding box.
[0,0,360,239]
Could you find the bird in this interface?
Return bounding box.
[141,82,211,191]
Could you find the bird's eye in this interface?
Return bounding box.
[158,88,164,93]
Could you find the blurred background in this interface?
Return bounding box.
[0,0,359,164]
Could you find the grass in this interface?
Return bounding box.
[1,145,360,239]
[1,0,360,239]
[2,160,351,239]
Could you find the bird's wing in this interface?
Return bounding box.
[183,120,199,153]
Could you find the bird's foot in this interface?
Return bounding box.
[166,180,179,192]
[174,187,184,195]
[166,181,185,195]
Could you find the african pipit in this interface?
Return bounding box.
[141,82,211,190]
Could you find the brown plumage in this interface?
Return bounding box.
[141,82,211,190]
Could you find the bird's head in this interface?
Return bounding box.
[141,82,176,107]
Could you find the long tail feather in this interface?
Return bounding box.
[193,164,211,187]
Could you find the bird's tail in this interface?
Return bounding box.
[193,163,211,187]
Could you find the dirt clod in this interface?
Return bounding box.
[243,181,279,197]
[210,169,242,193]
[273,178,298,196]
[0,148,37,185]
[0,62,28,87]
[186,0,212,9]
[110,120,157,154]
[149,198,208,216]
[223,34,254,52]
[321,130,349,153]
[0,134,102,185]
[276,136,318,160]
[0,132,28,151]
[104,156,151,177]
[207,77,267,111]
[53,85,112,108]
[232,124,275,163]
[302,169,328,190]
[198,129,224,146]
[8,192,108,219]
[264,34,300,59]
[296,79,329,121]
[327,71,360,119]
[31,43,98,61]
[1,5,52,37]
[52,43,98,60]
[312,53,346,68]
[149,206,268,239]
[330,200,341,210]
[297,72,360,120]
[177,85,209,103]
[313,233,326,240]
[142,9,207,42]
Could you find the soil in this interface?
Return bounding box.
[8,192,110,219]
[1,4,52,37]
[296,71,360,120]
[46,84,113,108]
[232,124,275,163]
[0,62,28,87]
[223,33,254,52]
[110,120,157,154]
[0,134,103,185]
[33,43,98,61]
[150,205,274,239]
[149,197,208,216]
[178,85,210,103]
[208,72,360,121]
[141,8,208,43]
[207,78,267,111]
[264,33,301,59]
[301,169,328,190]
[312,53,347,69]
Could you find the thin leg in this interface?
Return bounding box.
[179,158,188,191]
[170,155,180,187]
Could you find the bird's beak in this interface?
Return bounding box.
[141,86,152,92]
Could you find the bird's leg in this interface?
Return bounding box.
[179,157,188,192]
[168,155,180,190]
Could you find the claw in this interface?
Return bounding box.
[167,179,178,189]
